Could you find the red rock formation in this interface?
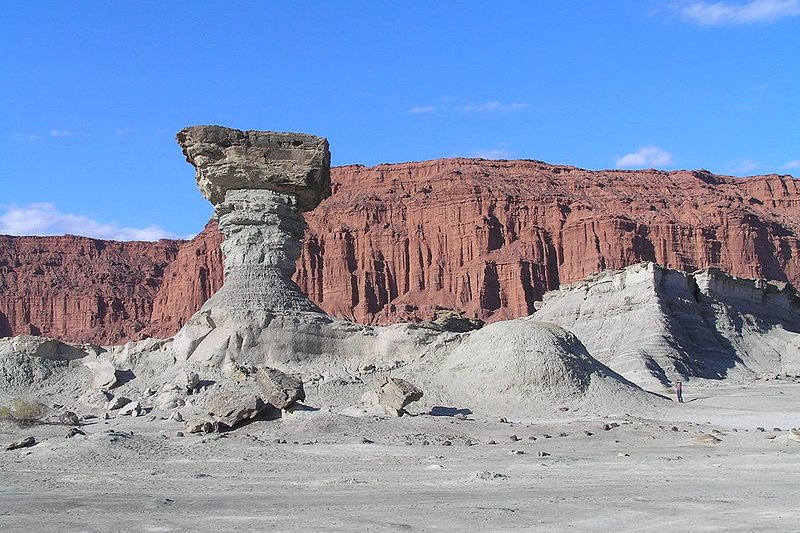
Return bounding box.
[296,160,800,325]
[144,221,224,339]
[0,234,180,344]
[1,159,798,344]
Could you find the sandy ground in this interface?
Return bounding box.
[1,380,799,533]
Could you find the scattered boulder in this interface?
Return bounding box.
[431,309,485,333]
[85,360,118,390]
[205,391,265,429]
[106,396,131,410]
[65,427,85,438]
[693,434,722,444]
[256,367,305,409]
[59,411,80,426]
[173,370,200,393]
[118,401,142,417]
[376,377,423,413]
[5,436,36,451]
[158,392,186,410]
[186,419,217,434]
[169,411,184,422]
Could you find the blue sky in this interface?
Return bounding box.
[1,1,798,240]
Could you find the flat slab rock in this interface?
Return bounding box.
[377,377,424,411]
[205,391,265,429]
[256,367,305,409]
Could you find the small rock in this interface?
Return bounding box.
[59,411,80,426]
[487,440,497,445]
[584,431,593,436]
[498,417,508,423]
[176,432,184,437]
[509,449,525,455]
[186,419,216,434]
[559,432,568,437]
[454,413,466,420]
[757,427,766,432]
[169,411,184,423]
[118,401,142,417]
[509,434,520,442]
[765,434,777,440]
[106,396,131,410]
[442,440,452,446]
[773,427,782,432]
[361,437,374,444]
[5,436,36,451]
[528,436,537,441]
[617,452,630,457]
[65,427,85,438]
[558,406,569,412]
[102,413,110,420]
[473,471,507,481]
[173,370,200,392]
[543,434,552,439]
[693,434,722,444]
[537,451,550,457]
[671,426,679,432]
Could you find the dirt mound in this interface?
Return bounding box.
[434,319,659,415]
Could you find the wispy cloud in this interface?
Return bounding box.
[12,133,41,142]
[458,101,529,114]
[49,129,73,138]
[782,159,800,169]
[471,148,514,159]
[615,145,675,169]
[409,98,528,115]
[678,0,800,26]
[409,105,438,114]
[0,203,178,241]
[735,158,761,173]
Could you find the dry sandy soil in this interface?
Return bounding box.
[2,380,799,533]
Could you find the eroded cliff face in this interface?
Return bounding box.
[297,160,800,324]
[0,234,180,344]
[1,159,798,343]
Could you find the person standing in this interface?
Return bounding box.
[676,380,684,403]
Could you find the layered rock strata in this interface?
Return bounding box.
[533,262,800,389]
[1,159,798,345]
[170,126,335,365]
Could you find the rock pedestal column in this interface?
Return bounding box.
[176,126,331,316]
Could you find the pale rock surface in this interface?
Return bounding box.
[255,367,305,409]
[376,376,423,412]
[84,360,117,390]
[205,391,265,429]
[533,262,800,389]
[434,319,657,414]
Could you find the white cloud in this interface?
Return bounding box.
[409,105,438,114]
[459,101,529,113]
[615,146,675,168]
[0,203,178,241]
[782,159,800,169]
[49,129,73,138]
[679,0,800,26]
[736,158,761,173]
[472,148,513,159]
[410,99,528,115]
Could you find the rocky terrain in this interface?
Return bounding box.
[2,126,799,532]
[1,159,798,345]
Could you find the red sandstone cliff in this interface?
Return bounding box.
[297,160,800,324]
[1,159,798,344]
[0,234,180,344]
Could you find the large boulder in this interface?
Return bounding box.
[376,377,423,412]
[255,367,305,409]
[84,360,118,390]
[205,391,265,429]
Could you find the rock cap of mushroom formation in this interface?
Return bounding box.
[177,125,331,211]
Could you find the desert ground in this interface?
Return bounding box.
[2,379,798,533]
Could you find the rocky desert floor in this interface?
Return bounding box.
[2,380,799,533]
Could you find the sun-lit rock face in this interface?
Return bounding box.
[176,125,331,316]
[176,125,331,211]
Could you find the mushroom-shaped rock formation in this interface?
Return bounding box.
[177,125,330,316]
